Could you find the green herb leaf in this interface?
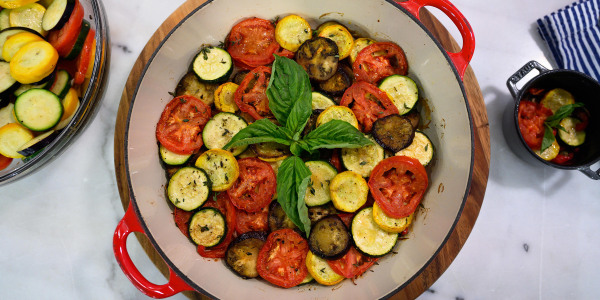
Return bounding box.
[222,119,292,150]
[302,120,373,151]
[540,124,555,153]
[267,55,312,138]
[276,156,312,235]
[544,103,584,127]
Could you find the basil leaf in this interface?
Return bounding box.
[544,102,584,127]
[267,55,312,137]
[540,124,555,153]
[223,118,292,150]
[302,120,373,151]
[276,156,312,235]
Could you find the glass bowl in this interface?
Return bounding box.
[0,0,110,186]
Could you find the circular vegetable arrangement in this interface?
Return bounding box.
[157,15,437,289]
[0,0,97,170]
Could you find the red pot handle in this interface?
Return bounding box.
[113,202,194,298]
[396,0,475,80]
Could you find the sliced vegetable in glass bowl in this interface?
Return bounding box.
[0,0,109,185]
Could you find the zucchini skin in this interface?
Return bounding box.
[189,207,227,247]
[351,207,398,257]
[167,166,212,211]
[191,46,233,83]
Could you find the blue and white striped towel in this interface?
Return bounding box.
[537,0,600,81]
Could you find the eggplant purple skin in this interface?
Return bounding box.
[17,130,60,157]
[308,214,351,260]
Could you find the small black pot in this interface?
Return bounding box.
[504,60,600,180]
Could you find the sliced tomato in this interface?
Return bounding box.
[73,29,95,85]
[368,156,428,219]
[227,157,277,212]
[517,100,553,150]
[340,81,399,132]
[274,46,295,59]
[0,154,12,170]
[552,150,575,165]
[156,95,211,155]
[47,0,84,57]
[329,149,342,172]
[257,228,309,288]
[337,213,354,228]
[173,207,193,238]
[327,246,378,279]
[236,204,269,234]
[353,42,408,84]
[197,192,237,258]
[226,17,280,69]
[234,66,272,120]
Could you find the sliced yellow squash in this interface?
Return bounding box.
[10,40,58,84]
[317,24,354,60]
[316,105,359,129]
[0,0,39,9]
[0,122,33,158]
[194,148,240,191]
[214,81,239,113]
[275,14,312,52]
[2,31,43,62]
[329,171,368,213]
[305,251,344,286]
[9,3,46,35]
[372,202,414,233]
[349,37,376,64]
[54,88,80,130]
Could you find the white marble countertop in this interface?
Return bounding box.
[1,0,599,299]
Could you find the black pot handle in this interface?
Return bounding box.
[579,166,600,180]
[506,60,549,100]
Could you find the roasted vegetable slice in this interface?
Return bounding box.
[316,105,359,129]
[318,64,353,96]
[214,82,239,113]
[395,131,434,166]
[202,112,248,156]
[371,114,415,152]
[167,166,211,211]
[307,203,338,224]
[304,160,338,207]
[194,149,240,192]
[316,23,354,60]
[311,91,335,111]
[305,250,345,286]
[0,122,33,158]
[349,37,375,64]
[351,207,398,257]
[275,14,312,52]
[330,171,368,213]
[268,200,297,231]
[191,46,233,83]
[295,37,339,81]
[558,117,586,147]
[189,207,227,247]
[372,202,414,233]
[341,134,384,178]
[378,75,419,115]
[225,231,268,279]
[175,71,218,106]
[308,215,351,259]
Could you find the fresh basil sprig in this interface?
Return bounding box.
[223,55,372,235]
[540,102,584,152]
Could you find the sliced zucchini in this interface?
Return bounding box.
[41,0,75,31]
[341,134,384,178]
[268,200,297,231]
[0,122,33,158]
[378,75,419,115]
[63,19,90,59]
[167,166,211,211]
[372,202,413,233]
[253,142,290,162]
[295,37,339,81]
[225,231,268,279]
[349,37,375,64]
[304,160,338,207]
[329,171,368,213]
[16,129,57,156]
[274,14,312,52]
[9,3,46,35]
[308,215,351,259]
[558,117,586,146]
[189,207,227,247]
[311,91,335,111]
[175,71,218,106]
[316,23,354,60]
[351,207,398,257]
[14,88,62,131]
[2,30,43,62]
[0,60,19,99]
[49,69,72,99]
[318,64,353,96]
[0,102,15,127]
[0,8,10,30]
[191,46,233,83]
[53,87,79,130]
[307,203,338,224]
[395,131,434,166]
[194,148,239,192]
[13,69,54,96]
[316,105,359,129]
[214,82,239,113]
[0,26,42,58]
[371,114,415,153]
[159,144,191,166]
[202,112,248,156]
[305,251,344,286]
[541,88,574,113]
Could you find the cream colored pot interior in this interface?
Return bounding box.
[125,0,473,298]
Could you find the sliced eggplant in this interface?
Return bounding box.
[404,110,421,129]
[41,0,75,31]
[308,215,351,260]
[225,231,268,279]
[232,70,249,85]
[318,64,353,96]
[268,201,297,232]
[307,203,338,224]
[17,129,58,156]
[371,114,415,153]
[175,71,218,106]
[295,37,339,81]
[252,142,290,162]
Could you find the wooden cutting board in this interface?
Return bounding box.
[113,1,490,299]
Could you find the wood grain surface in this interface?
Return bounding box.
[113,1,490,299]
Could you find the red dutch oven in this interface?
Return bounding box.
[114,0,476,298]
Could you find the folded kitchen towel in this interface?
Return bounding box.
[537,0,600,81]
